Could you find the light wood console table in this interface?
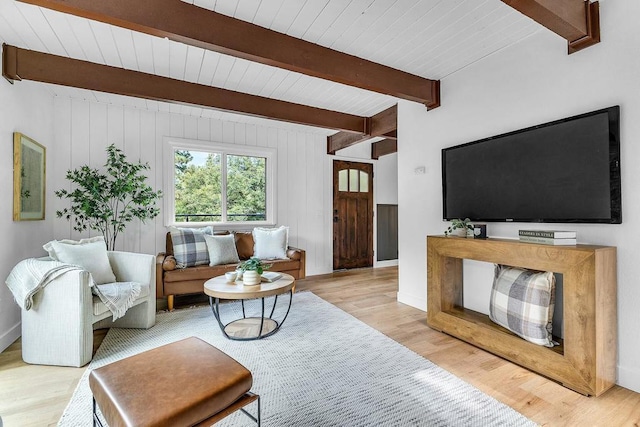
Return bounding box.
[426,235,617,396]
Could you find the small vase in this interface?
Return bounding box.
[454,228,468,237]
[242,270,261,286]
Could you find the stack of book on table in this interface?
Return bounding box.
[518,230,577,245]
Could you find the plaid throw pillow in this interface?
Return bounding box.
[489,264,556,347]
[169,226,213,268]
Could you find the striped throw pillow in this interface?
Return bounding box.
[489,264,556,347]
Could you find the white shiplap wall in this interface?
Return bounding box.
[51,97,334,276]
[0,78,55,352]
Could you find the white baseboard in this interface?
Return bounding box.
[374,259,398,268]
[617,365,640,394]
[0,322,21,353]
[396,292,426,312]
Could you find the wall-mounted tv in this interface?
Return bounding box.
[442,106,621,224]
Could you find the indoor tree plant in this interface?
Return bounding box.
[444,218,473,237]
[238,257,271,285]
[55,144,162,250]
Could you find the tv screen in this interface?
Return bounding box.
[442,106,621,224]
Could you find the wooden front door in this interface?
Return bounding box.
[333,160,374,270]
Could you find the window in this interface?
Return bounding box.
[165,139,276,226]
[338,168,370,193]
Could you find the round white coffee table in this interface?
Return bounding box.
[204,273,295,341]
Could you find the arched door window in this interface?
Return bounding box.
[338,169,369,193]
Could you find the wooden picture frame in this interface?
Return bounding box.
[13,132,46,221]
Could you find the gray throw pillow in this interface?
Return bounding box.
[204,234,240,266]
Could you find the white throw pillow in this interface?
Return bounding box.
[252,226,288,260]
[43,236,116,285]
[204,234,240,266]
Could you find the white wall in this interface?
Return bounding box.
[50,97,336,277]
[49,98,400,275]
[398,2,640,392]
[0,75,55,352]
[375,153,398,205]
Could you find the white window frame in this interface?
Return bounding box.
[164,137,277,228]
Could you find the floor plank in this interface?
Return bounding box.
[1,267,639,426]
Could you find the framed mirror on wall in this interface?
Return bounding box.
[13,132,46,221]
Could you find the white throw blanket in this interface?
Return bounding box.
[92,281,141,321]
[6,258,82,310]
[6,258,141,320]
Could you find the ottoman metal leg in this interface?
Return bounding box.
[93,397,104,427]
[239,393,261,426]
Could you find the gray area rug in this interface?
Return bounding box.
[59,292,536,426]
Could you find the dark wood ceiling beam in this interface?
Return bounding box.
[326,132,369,155]
[383,130,397,141]
[2,44,367,133]
[367,105,397,137]
[327,105,397,154]
[501,0,600,54]
[371,139,397,160]
[18,0,441,108]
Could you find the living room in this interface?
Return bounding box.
[2,0,640,425]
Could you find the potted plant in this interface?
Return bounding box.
[55,144,162,250]
[444,218,473,237]
[238,257,271,285]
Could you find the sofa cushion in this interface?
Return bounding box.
[204,234,240,266]
[169,226,213,268]
[252,226,288,259]
[43,236,116,285]
[164,263,239,283]
[163,258,300,283]
[489,264,556,347]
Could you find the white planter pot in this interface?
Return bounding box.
[242,270,261,286]
[454,228,468,237]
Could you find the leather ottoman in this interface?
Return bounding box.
[89,337,259,426]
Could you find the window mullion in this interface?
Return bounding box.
[221,152,228,222]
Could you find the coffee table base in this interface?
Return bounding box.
[225,318,278,338]
[209,292,293,341]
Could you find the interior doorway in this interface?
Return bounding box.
[333,160,373,270]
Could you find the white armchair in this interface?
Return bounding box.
[20,251,156,367]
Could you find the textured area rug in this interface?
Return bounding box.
[59,292,536,426]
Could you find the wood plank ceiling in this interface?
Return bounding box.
[0,0,544,137]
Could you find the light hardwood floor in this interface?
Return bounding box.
[1,267,640,426]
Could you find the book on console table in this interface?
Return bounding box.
[518,229,576,239]
[519,236,577,245]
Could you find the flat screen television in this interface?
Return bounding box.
[442,106,621,224]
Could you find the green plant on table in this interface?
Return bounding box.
[55,144,162,251]
[238,257,272,274]
[444,218,473,236]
